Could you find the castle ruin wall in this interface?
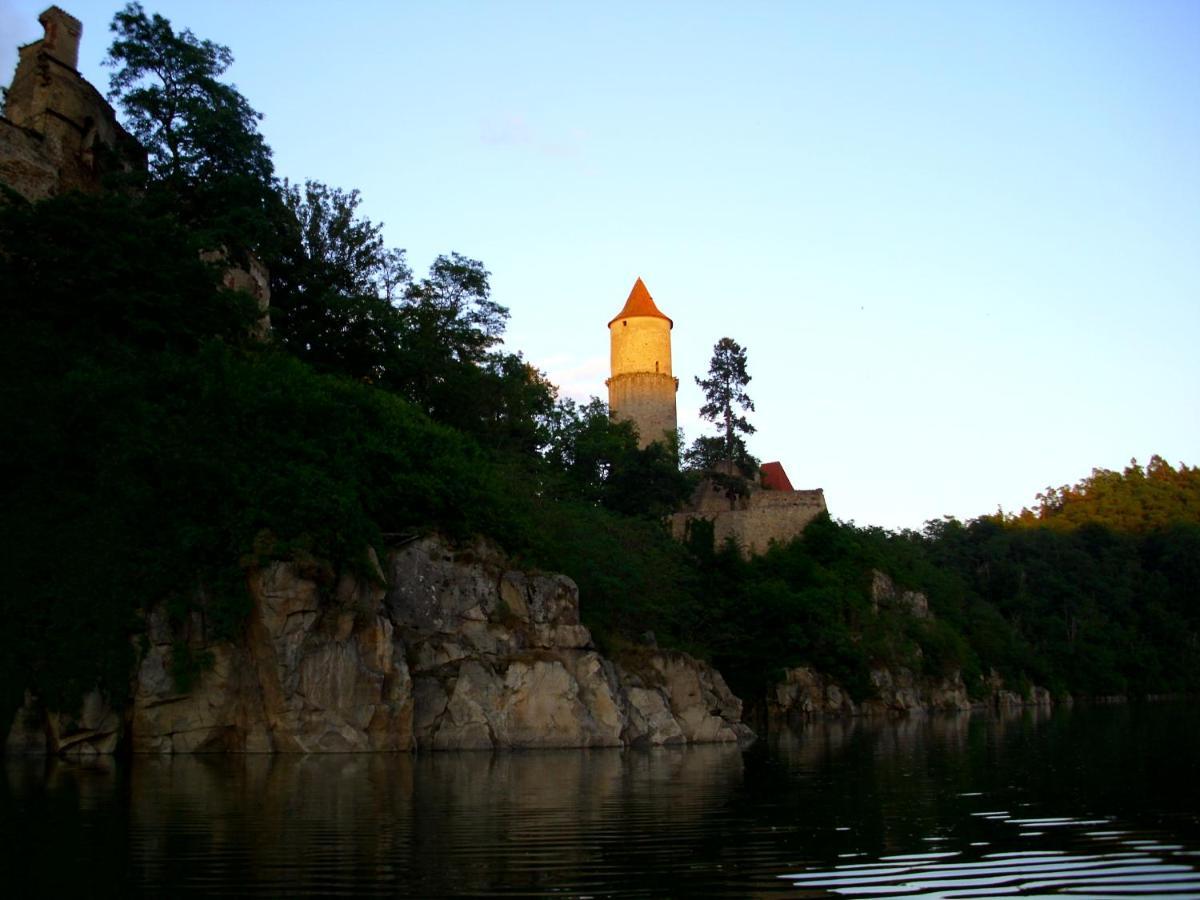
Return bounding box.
[670,488,827,557]
[2,8,143,201]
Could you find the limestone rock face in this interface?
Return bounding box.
[870,570,931,620]
[860,668,972,714]
[770,664,1057,721]
[766,568,1059,723]
[5,536,753,755]
[4,692,48,756]
[769,667,858,719]
[130,550,413,754]
[615,649,755,745]
[983,673,1056,711]
[47,689,123,758]
[7,535,739,753]
[389,538,750,750]
[4,688,122,758]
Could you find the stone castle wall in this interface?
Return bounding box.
[670,482,827,556]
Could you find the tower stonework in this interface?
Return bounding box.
[606,277,678,448]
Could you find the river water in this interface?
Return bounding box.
[3,703,1198,897]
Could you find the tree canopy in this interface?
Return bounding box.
[105,2,277,253]
[688,337,757,475]
[1012,456,1200,532]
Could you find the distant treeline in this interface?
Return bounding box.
[545,458,1200,705]
[1,6,1196,719]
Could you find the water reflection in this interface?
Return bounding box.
[783,834,1200,897]
[3,705,1198,896]
[771,705,1200,898]
[7,747,753,896]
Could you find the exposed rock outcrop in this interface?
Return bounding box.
[870,570,931,620]
[862,667,973,714]
[616,649,754,745]
[130,549,413,753]
[768,667,859,720]
[6,537,754,755]
[4,689,120,758]
[768,569,1060,723]
[386,538,751,750]
[769,664,1055,722]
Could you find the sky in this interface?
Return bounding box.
[3,0,1197,531]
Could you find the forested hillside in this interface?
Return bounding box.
[1,5,1195,722]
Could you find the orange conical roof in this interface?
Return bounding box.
[608,277,672,328]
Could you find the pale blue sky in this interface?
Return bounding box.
[4,0,1197,530]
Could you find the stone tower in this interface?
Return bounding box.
[606,277,678,448]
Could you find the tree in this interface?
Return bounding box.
[387,253,509,416]
[105,2,276,252]
[269,179,409,380]
[402,253,508,365]
[278,179,396,298]
[691,337,756,474]
[544,398,689,516]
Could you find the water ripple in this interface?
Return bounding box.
[782,813,1200,898]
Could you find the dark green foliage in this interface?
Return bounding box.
[519,500,704,654]
[544,398,690,518]
[268,178,407,382]
[0,191,256,356]
[923,512,1200,696]
[106,2,276,254]
[267,182,554,455]
[0,191,511,712]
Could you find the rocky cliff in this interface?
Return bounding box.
[766,571,1060,722]
[768,663,1056,721]
[5,537,753,755]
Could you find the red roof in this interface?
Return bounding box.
[608,277,672,328]
[760,461,794,492]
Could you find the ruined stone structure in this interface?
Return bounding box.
[1,6,143,201]
[670,461,828,557]
[1,8,271,336]
[606,277,679,448]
